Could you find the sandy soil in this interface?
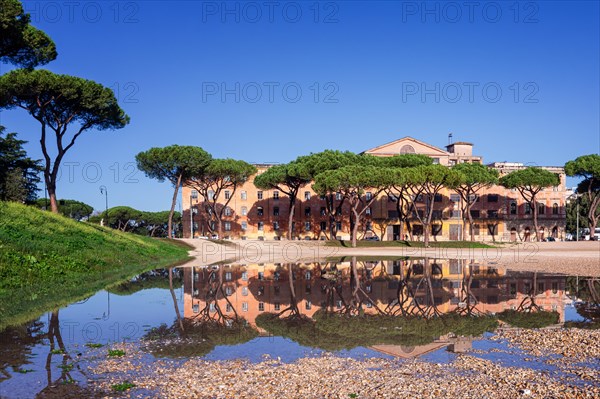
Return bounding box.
[178,239,600,277]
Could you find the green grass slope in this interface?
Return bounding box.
[0,202,191,330]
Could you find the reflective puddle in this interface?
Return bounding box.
[1,258,598,398]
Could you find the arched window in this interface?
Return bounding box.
[552,203,559,215]
[538,203,545,215]
[510,202,517,215]
[400,145,415,154]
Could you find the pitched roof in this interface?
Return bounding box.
[362,136,450,156]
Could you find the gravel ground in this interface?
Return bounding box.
[88,328,600,399]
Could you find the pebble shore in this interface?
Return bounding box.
[88,328,600,399]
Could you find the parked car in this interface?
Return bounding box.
[363,235,380,241]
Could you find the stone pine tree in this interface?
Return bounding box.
[0,69,130,214]
[0,0,57,68]
[300,150,361,239]
[136,145,212,238]
[313,164,393,247]
[500,167,560,241]
[382,154,433,240]
[189,158,257,239]
[253,160,312,240]
[565,154,600,239]
[0,126,41,202]
[406,164,461,247]
[451,163,499,241]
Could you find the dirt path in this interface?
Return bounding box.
[178,239,600,276]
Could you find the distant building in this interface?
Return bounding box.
[182,136,567,241]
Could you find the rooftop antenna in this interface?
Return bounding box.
[448,132,453,145]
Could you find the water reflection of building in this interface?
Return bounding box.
[183,260,567,326]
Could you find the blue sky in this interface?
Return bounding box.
[1,0,598,212]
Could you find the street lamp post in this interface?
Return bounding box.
[99,186,108,227]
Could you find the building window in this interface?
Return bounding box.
[224,207,232,216]
[241,191,247,200]
[258,302,265,312]
[305,221,311,231]
[510,202,517,215]
[273,221,279,230]
[225,286,233,295]
[225,271,232,281]
[487,194,498,202]
[336,192,342,201]
[209,303,216,312]
[226,303,233,312]
[451,210,460,218]
[320,221,327,231]
[320,207,326,216]
[305,271,311,279]
[304,191,311,200]
[242,302,248,312]
[224,190,231,200]
[273,191,279,200]
[241,221,247,231]
[241,206,248,216]
[488,210,498,218]
[336,221,342,231]
[258,221,264,231]
[450,194,460,203]
[434,194,443,202]
[192,303,199,313]
[274,302,280,311]
[305,207,311,216]
[257,207,264,216]
[273,206,279,216]
[525,203,531,214]
[242,271,248,281]
[305,300,312,310]
[191,189,198,199]
[538,203,545,215]
[552,203,559,215]
[366,192,372,201]
[257,191,263,200]
[366,207,371,215]
[224,222,231,231]
[432,158,440,164]
[242,287,248,296]
[470,209,480,218]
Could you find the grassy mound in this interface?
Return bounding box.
[0,202,191,330]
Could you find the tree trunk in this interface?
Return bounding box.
[351,207,360,247]
[287,195,296,240]
[168,174,182,239]
[532,198,540,242]
[217,218,222,239]
[587,189,600,240]
[169,268,184,332]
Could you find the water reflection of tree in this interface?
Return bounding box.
[187,266,238,327]
[385,258,445,318]
[453,260,481,317]
[516,272,541,312]
[0,310,88,394]
[320,258,384,316]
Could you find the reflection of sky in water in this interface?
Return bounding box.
[0,287,184,399]
[202,337,394,363]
